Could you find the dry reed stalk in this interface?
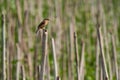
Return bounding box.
[96,39,100,80]
[24,1,35,78]
[20,65,26,80]
[7,18,14,80]
[52,38,58,80]
[16,0,33,78]
[96,0,109,79]
[39,30,48,80]
[16,10,30,79]
[55,18,62,58]
[66,34,70,80]
[108,0,119,46]
[24,2,34,77]
[34,29,44,80]
[91,1,100,80]
[104,35,112,80]
[100,3,113,80]
[17,18,25,79]
[111,34,118,80]
[73,32,80,80]
[17,26,29,80]
[24,8,33,50]
[55,0,62,64]
[61,51,67,80]
[24,0,28,11]
[7,12,17,80]
[6,45,10,80]
[100,69,103,80]
[16,44,21,80]
[96,15,109,80]
[34,30,43,80]
[65,1,75,79]
[61,36,67,80]
[68,23,75,80]
[15,0,22,24]
[79,41,85,80]
[45,39,50,80]
[7,42,12,80]
[34,42,38,80]
[16,43,26,80]
[45,57,50,80]
[2,10,6,80]
[24,11,33,78]
[104,34,112,80]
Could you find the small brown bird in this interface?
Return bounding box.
[36,18,50,33]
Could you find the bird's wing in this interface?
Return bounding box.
[37,21,45,29]
[36,21,45,34]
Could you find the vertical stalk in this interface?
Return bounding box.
[2,11,6,80]
[79,41,85,80]
[73,32,79,80]
[69,23,74,80]
[111,34,118,80]
[39,30,48,80]
[96,17,109,80]
[52,38,58,80]
[100,3,112,79]
[96,1,109,79]
[96,39,100,80]
[34,41,38,80]
[16,44,20,80]
[15,0,22,24]
[21,65,26,80]
[46,57,50,80]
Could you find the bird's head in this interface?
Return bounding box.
[44,18,50,22]
[44,18,50,25]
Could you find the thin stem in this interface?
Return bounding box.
[74,32,79,80]
[96,0,109,79]
[96,39,100,80]
[79,42,85,80]
[52,38,58,80]
[111,34,118,80]
[2,10,6,80]
[96,21,108,80]
[16,44,20,80]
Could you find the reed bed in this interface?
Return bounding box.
[0,0,120,80]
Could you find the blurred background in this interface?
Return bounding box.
[0,0,120,80]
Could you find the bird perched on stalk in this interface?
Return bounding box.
[36,18,50,33]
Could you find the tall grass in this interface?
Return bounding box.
[0,0,120,80]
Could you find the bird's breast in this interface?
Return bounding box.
[45,21,48,25]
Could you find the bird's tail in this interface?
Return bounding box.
[36,29,39,33]
[36,29,40,37]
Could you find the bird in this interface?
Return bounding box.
[36,18,50,33]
